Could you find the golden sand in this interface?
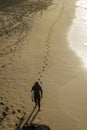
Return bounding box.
[0,0,87,130]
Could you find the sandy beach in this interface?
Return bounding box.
[0,0,87,130]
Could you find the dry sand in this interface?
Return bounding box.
[0,0,87,130]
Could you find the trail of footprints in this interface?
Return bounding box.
[0,101,9,123]
[37,7,64,84]
[0,100,27,130]
[0,3,64,128]
[0,0,53,57]
[38,26,52,84]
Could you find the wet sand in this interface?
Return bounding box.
[0,0,87,130]
[31,0,87,130]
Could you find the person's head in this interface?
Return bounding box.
[34,82,39,88]
[35,82,38,85]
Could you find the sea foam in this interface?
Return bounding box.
[68,0,87,67]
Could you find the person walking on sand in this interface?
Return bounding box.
[31,82,43,111]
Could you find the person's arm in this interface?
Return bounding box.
[31,85,34,92]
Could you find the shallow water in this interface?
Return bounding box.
[68,0,87,68]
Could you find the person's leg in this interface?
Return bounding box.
[34,98,37,106]
[38,98,41,111]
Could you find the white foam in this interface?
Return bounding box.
[81,15,87,24]
[83,43,87,47]
[76,0,87,9]
[68,0,87,68]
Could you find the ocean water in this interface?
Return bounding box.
[68,0,87,67]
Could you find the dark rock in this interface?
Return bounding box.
[22,124,51,130]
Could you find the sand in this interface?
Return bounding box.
[0,0,87,130]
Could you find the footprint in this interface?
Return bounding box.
[47,40,50,44]
[0,107,9,122]
[36,117,41,123]
[11,105,13,108]
[46,45,50,49]
[5,106,9,111]
[47,52,49,56]
[40,75,43,77]
[44,56,47,59]
[17,109,21,113]
[48,37,51,40]
[12,111,16,114]
[2,112,7,117]
[40,81,43,84]
[42,66,45,69]
[2,65,5,68]
[44,61,47,63]
[0,102,4,105]
[42,69,45,72]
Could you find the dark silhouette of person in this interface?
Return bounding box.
[31,82,43,111]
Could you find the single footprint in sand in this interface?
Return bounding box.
[38,72,41,74]
[12,111,16,114]
[2,112,7,117]
[44,56,47,59]
[36,117,41,123]
[47,40,50,44]
[40,75,43,78]
[38,78,41,81]
[44,61,47,63]
[42,69,45,72]
[47,52,49,56]
[0,102,4,105]
[45,58,48,61]
[40,81,43,84]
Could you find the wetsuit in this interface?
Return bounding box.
[31,82,42,110]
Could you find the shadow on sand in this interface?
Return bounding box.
[22,105,51,130]
[0,0,53,12]
[23,105,39,126]
[0,0,23,10]
[22,123,51,130]
[16,105,39,130]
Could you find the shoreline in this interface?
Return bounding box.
[37,0,87,130]
[68,0,87,68]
